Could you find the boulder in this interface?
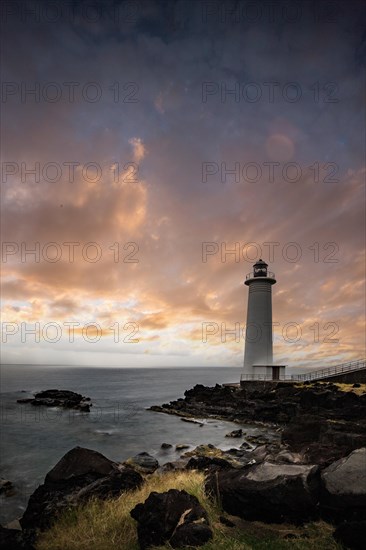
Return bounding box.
[130,489,212,549]
[333,520,366,550]
[124,452,159,474]
[45,446,118,483]
[320,447,366,523]
[206,462,320,524]
[161,443,172,449]
[20,447,143,531]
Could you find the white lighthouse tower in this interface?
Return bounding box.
[242,259,285,381]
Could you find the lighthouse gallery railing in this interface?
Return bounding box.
[246,271,275,280]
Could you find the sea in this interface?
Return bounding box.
[0,365,276,523]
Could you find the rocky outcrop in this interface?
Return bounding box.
[130,489,212,549]
[123,452,159,474]
[20,447,143,531]
[151,382,366,462]
[17,390,92,412]
[206,461,320,524]
[320,447,366,523]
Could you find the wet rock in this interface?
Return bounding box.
[225,429,243,438]
[175,444,190,451]
[320,447,366,523]
[17,389,92,412]
[124,452,159,474]
[130,489,212,549]
[206,462,320,524]
[161,443,172,449]
[333,520,366,550]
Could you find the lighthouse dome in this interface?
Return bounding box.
[253,259,268,276]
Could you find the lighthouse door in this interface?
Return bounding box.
[272,366,280,380]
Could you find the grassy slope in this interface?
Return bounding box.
[35,471,341,550]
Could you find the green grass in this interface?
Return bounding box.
[35,471,341,550]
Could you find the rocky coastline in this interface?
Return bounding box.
[150,380,366,464]
[1,381,365,549]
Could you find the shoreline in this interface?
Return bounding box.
[1,380,365,549]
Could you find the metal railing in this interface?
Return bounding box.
[240,359,366,383]
[246,271,275,280]
[240,373,293,381]
[291,359,366,382]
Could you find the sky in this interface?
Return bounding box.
[1,0,365,370]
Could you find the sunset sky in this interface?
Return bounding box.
[1,0,365,370]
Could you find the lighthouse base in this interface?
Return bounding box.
[241,364,287,381]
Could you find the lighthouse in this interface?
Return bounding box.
[242,259,285,381]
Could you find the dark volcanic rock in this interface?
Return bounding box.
[0,525,34,550]
[333,520,366,550]
[185,456,232,471]
[20,447,142,531]
[206,462,320,524]
[45,446,118,483]
[320,447,366,523]
[151,382,366,461]
[17,389,91,412]
[225,429,243,438]
[170,523,212,548]
[69,469,143,503]
[130,489,212,549]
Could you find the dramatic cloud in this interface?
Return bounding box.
[1,0,365,370]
